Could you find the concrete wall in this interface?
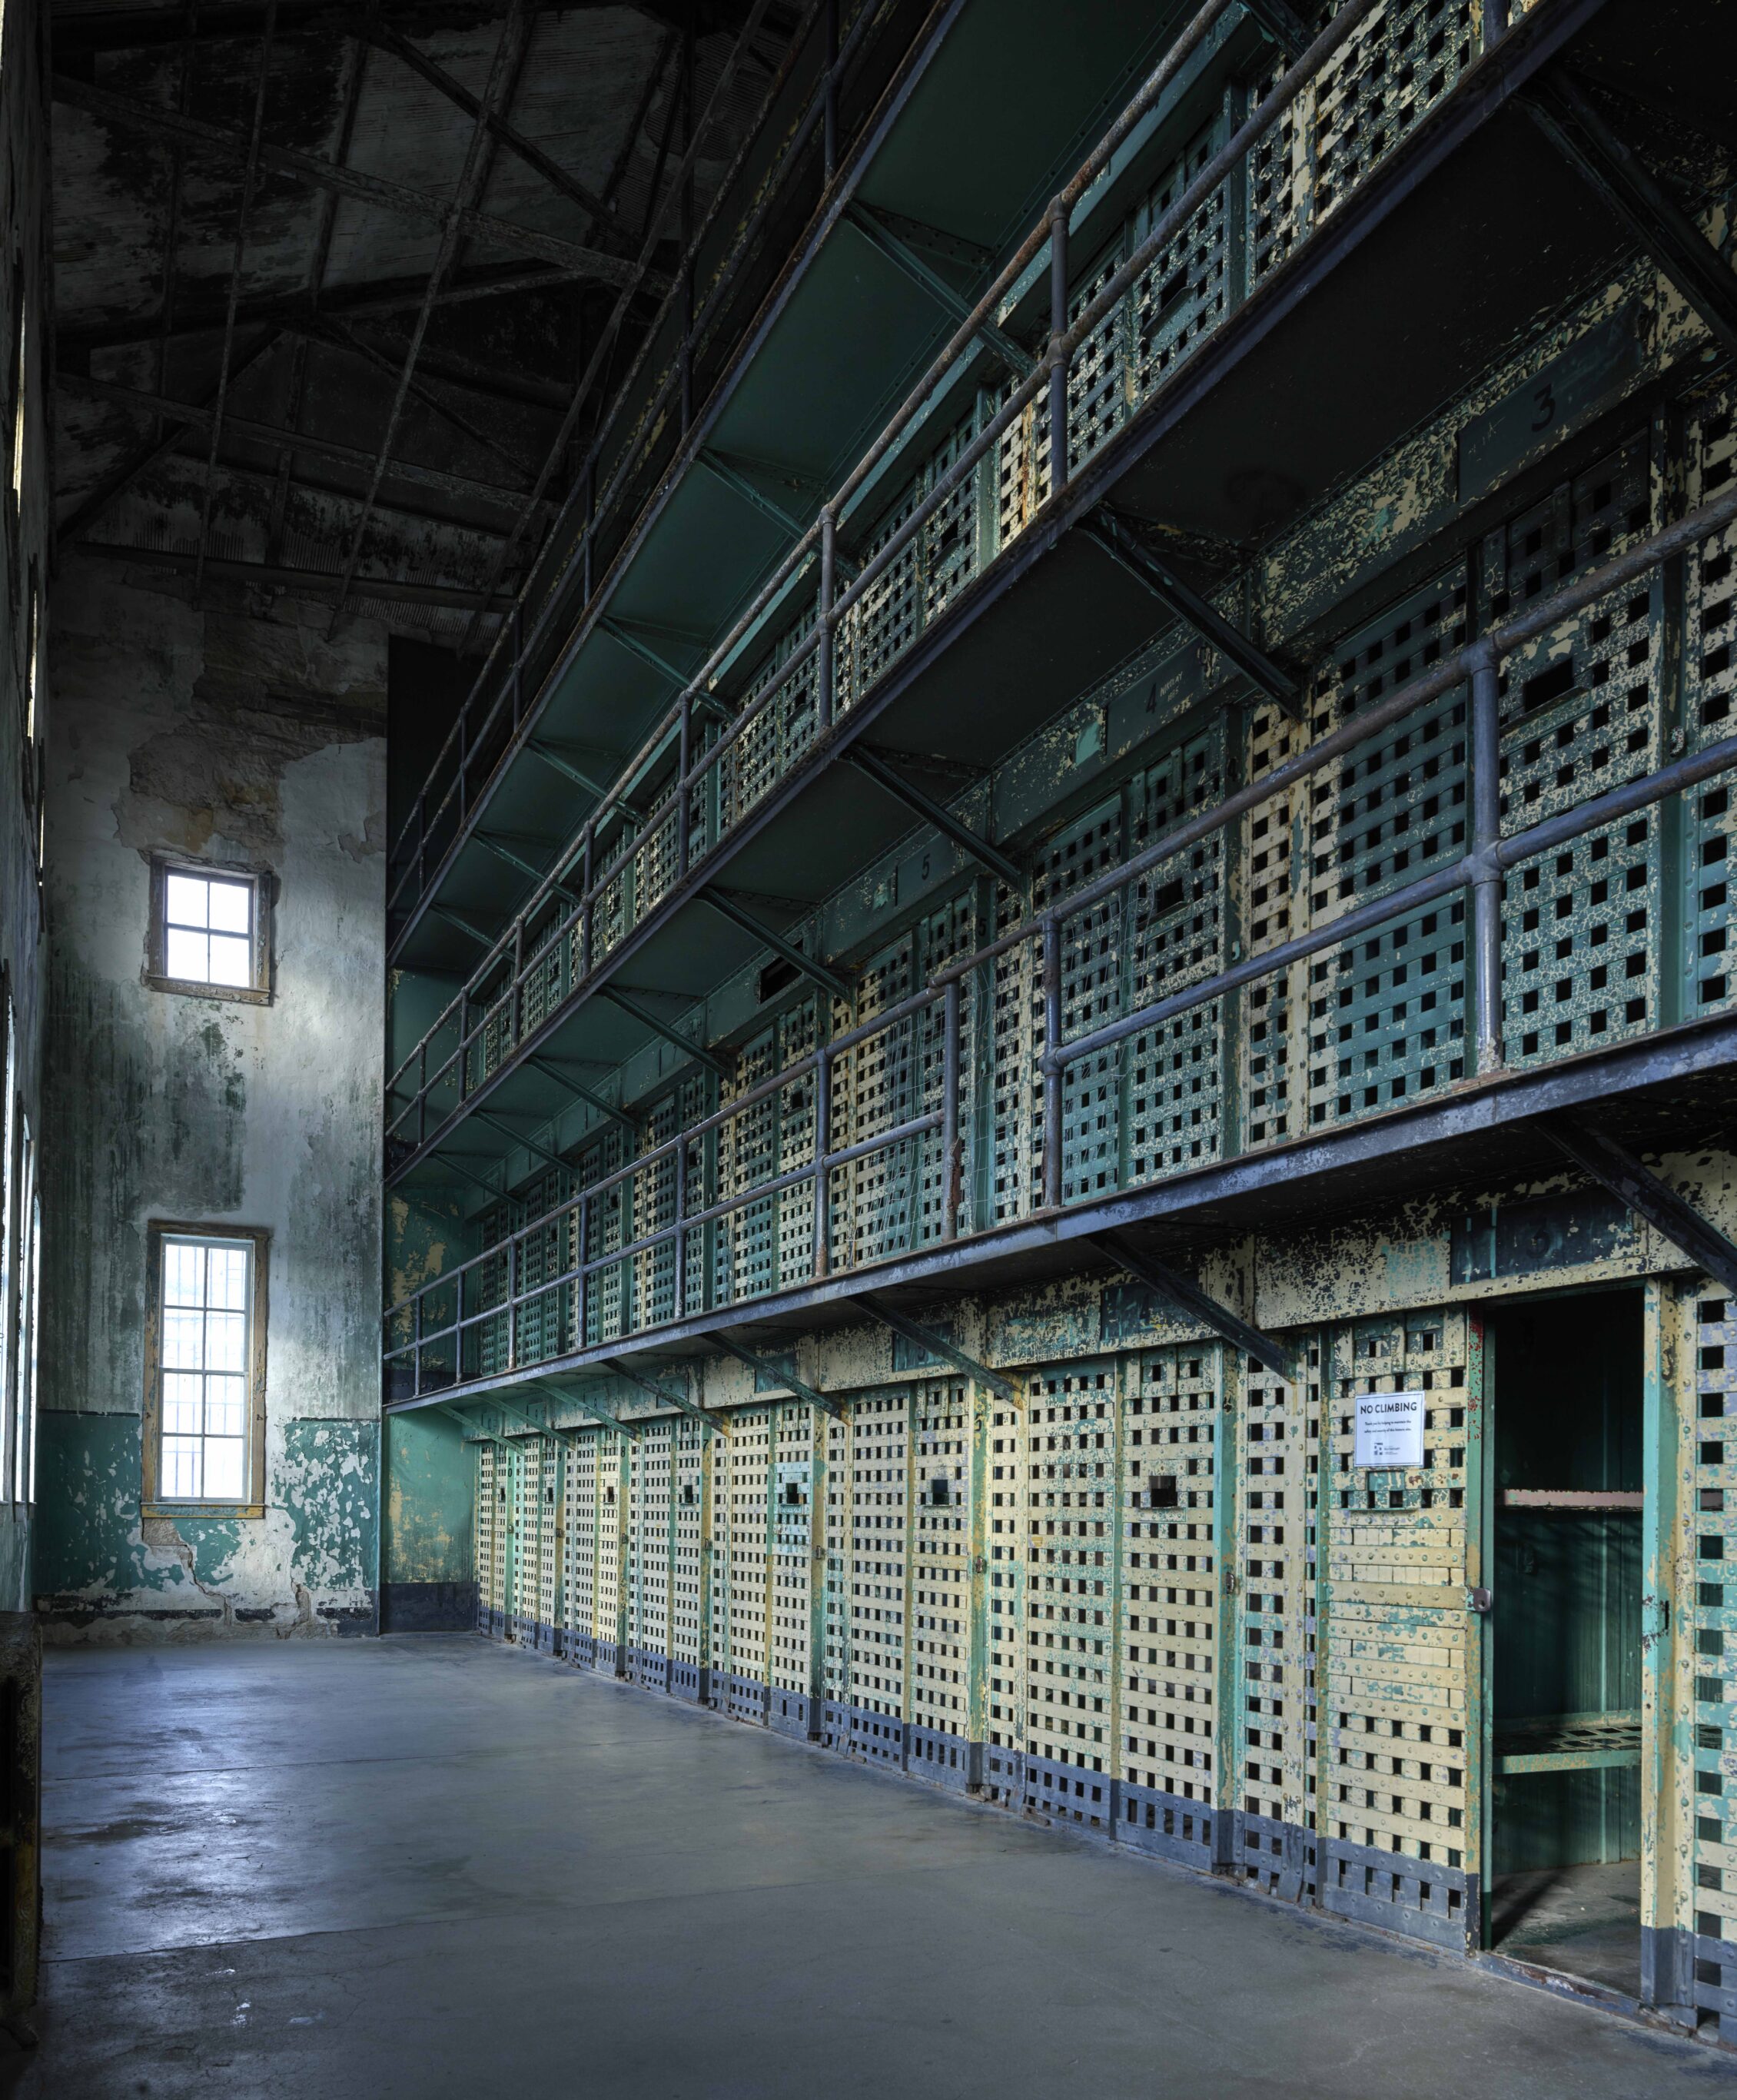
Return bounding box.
[35,555,387,1639]
[0,0,53,1612]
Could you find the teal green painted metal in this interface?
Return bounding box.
[1212,1341,1240,1870]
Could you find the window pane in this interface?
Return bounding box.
[203,1440,245,1501]
[162,1437,203,1499]
[164,1242,204,1306]
[162,1308,206,1370]
[162,1374,203,1434]
[204,1309,246,1374]
[206,1244,250,1311]
[204,1377,246,1438]
[207,934,252,987]
[164,927,208,982]
[207,880,251,935]
[164,872,208,929]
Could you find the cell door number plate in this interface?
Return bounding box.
[1353,1390,1426,1470]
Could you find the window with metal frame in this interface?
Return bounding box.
[144,1224,269,1515]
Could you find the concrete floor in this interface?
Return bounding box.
[14,1638,1737,2100]
[1492,1861,1644,1998]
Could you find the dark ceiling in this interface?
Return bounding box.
[49,0,797,643]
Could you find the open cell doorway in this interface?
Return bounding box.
[1486,1288,1643,1997]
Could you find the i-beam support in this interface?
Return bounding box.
[602,1357,728,1432]
[1521,70,1737,359]
[696,450,812,541]
[1537,1112,1737,1298]
[846,748,1022,887]
[1240,0,1312,61]
[431,904,499,948]
[709,1334,846,1420]
[702,890,850,998]
[1081,508,1301,717]
[857,1294,1018,1402]
[527,740,616,799]
[599,989,732,1077]
[1089,1231,1295,1381]
[475,1110,570,1176]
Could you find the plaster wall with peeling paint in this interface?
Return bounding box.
[35,553,387,1640]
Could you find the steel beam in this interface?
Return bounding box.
[71,540,519,612]
[430,904,501,946]
[696,450,812,540]
[1538,1111,1737,1297]
[856,1294,1017,1401]
[1239,0,1310,59]
[845,747,1022,887]
[63,374,544,516]
[475,1110,570,1175]
[1520,70,1737,359]
[1088,1231,1294,1381]
[53,73,656,290]
[473,831,580,905]
[599,615,705,688]
[701,889,849,998]
[602,1357,727,1430]
[709,1334,846,1420]
[1081,507,1300,716]
[599,989,731,1076]
[526,740,616,798]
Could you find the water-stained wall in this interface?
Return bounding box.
[36,554,387,1639]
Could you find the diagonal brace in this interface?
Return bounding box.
[847,747,1022,887]
[600,989,731,1077]
[709,1334,846,1421]
[702,890,849,998]
[432,904,501,949]
[527,1055,638,1136]
[843,203,1035,380]
[1520,71,1737,360]
[602,1357,727,1431]
[696,450,812,540]
[473,831,581,907]
[541,1376,643,1440]
[475,1110,570,1177]
[1090,1231,1295,1381]
[527,740,616,799]
[1537,1111,1737,1297]
[1240,0,1312,60]
[858,1294,1018,1402]
[1081,507,1300,716]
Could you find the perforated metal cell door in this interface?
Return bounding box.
[1302,568,1471,1135]
[629,1424,672,1681]
[1240,689,1316,1152]
[670,1421,709,1691]
[515,1168,570,1369]
[1128,108,1231,420]
[475,1440,500,1630]
[1043,799,1127,1205]
[775,1002,819,1294]
[1495,436,1665,1070]
[909,1379,973,1779]
[1021,1363,1119,1829]
[725,1410,772,1717]
[1121,1344,1227,1870]
[1238,1345,1322,1899]
[563,1433,597,1662]
[820,1401,855,1745]
[594,1434,628,1672]
[632,1100,679,1336]
[1123,725,1230,1188]
[832,930,918,1271]
[848,1390,910,1765]
[769,1405,819,1733]
[1682,1280,1737,2034]
[984,1384,1028,1803]
[721,612,820,839]
[715,1028,779,1312]
[576,1126,628,1347]
[537,1439,563,1646]
[1312,0,1480,225]
[1320,1308,1485,1952]
[512,1437,546,1640]
[1683,394,1737,1025]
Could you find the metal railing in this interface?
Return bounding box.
[386,0,920,927]
[386,0,1494,1160]
[384,478,1737,1397]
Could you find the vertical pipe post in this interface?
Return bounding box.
[1470,639,1504,1075]
[1041,915,1063,1210]
[511,605,523,730]
[677,696,692,876]
[812,1044,832,1278]
[506,1233,519,1371]
[822,0,839,183]
[1047,199,1070,502]
[674,1140,689,1317]
[940,978,961,1239]
[582,460,596,602]
[580,823,596,982]
[816,507,836,733]
[576,1188,590,1351]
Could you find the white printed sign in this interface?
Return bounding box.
[1353,1390,1426,1470]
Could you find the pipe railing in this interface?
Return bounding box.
[383,479,1737,1396]
[387,0,1407,1152]
[387,0,913,921]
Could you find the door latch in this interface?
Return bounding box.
[1467,1587,1494,1615]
